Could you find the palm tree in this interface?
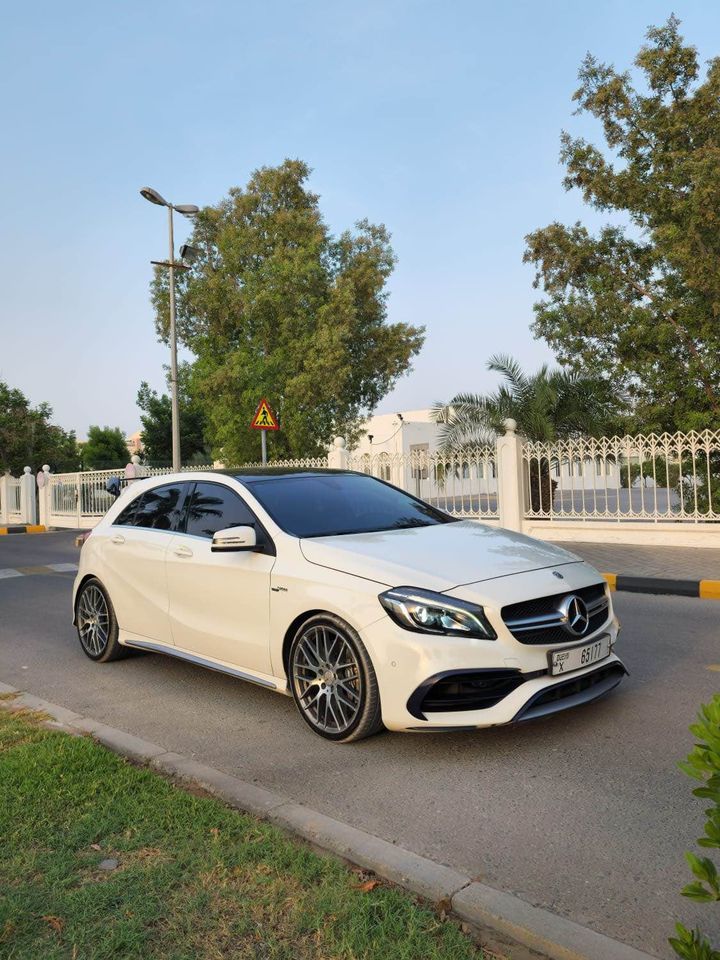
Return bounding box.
[433,355,617,511]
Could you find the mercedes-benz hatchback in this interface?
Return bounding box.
[72,469,626,741]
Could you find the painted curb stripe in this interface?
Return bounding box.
[616,575,699,597]
[699,580,720,600]
[603,574,720,600]
[0,525,47,535]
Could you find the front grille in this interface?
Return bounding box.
[502,582,609,645]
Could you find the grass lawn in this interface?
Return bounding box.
[0,706,488,960]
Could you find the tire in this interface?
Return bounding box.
[288,613,384,743]
[75,578,128,663]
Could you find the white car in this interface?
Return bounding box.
[72,469,626,742]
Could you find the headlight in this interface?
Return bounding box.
[378,587,496,640]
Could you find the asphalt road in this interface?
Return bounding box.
[1,531,718,959]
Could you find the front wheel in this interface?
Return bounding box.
[75,578,127,662]
[289,614,384,742]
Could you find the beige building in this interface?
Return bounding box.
[126,430,144,456]
[350,408,442,460]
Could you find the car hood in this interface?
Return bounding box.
[299,520,582,592]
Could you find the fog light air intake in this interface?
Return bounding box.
[407,668,543,721]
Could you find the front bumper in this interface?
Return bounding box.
[360,565,625,732]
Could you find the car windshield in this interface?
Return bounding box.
[244,473,458,538]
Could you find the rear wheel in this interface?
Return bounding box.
[289,614,384,742]
[75,578,127,662]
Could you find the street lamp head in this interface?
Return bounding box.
[173,203,199,215]
[179,244,203,263]
[140,186,168,206]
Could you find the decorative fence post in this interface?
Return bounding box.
[496,419,526,532]
[20,466,38,525]
[328,437,350,470]
[38,465,51,528]
[130,454,150,478]
[0,473,8,525]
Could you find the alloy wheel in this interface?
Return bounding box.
[291,624,363,735]
[77,584,110,657]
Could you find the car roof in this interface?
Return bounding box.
[125,468,365,494]
[219,468,355,483]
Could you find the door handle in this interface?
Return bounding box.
[173,545,193,558]
[111,534,125,545]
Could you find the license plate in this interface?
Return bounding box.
[548,635,611,676]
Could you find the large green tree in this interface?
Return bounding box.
[80,426,129,470]
[151,160,424,464]
[0,381,78,474]
[524,16,720,433]
[137,366,209,465]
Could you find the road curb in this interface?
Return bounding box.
[0,682,661,960]
[0,524,46,535]
[602,572,720,599]
[452,883,656,960]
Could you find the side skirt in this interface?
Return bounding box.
[121,637,284,692]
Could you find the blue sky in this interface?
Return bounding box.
[2,0,718,438]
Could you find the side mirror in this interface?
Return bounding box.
[211,525,257,552]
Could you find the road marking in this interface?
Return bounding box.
[0,563,78,580]
[706,665,720,672]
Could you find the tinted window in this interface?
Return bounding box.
[115,496,140,526]
[185,482,256,539]
[246,474,456,538]
[133,484,186,531]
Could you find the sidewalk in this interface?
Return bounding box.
[557,541,720,582]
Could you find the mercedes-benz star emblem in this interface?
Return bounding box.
[558,595,590,636]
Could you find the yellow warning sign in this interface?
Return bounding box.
[250,397,279,431]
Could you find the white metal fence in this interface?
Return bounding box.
[6,477,21,521]
[347,447,499,519]
[230,457,329,470]
[9,426,720,545]
[0,474,27,526]
[522,430,720,523]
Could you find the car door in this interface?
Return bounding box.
[165,480,276,675]
[101,481,189,646]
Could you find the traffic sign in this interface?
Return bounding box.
[250,398,279,431]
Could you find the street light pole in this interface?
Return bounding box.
[167,204,181,472]
[140,187,199,474]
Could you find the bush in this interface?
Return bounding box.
[670,695,720,959]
